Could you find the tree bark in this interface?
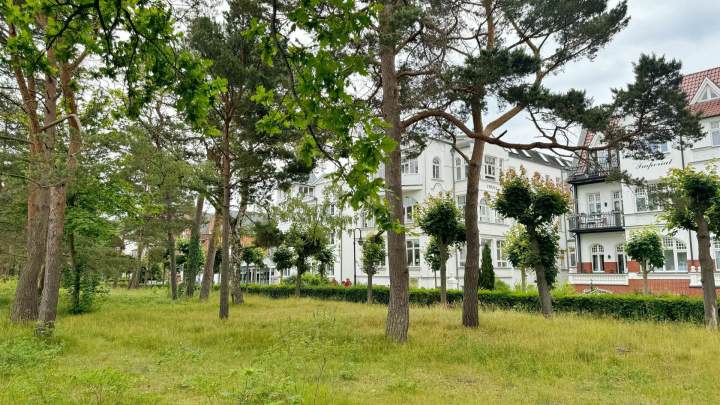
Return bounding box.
[642,263,649,295]
[380,0,410,343]
[697,217,718,330]
[439,245,448,306]
[185,194,204,297]
[129,242,144,289]
[37,60,81,333]
[200,213,221,301]
[219,119,231,319]
[462,139,485,327]
[231,264,245,304]
[367,273,373,304]
[530,237,553,318]
[521,268,527,292]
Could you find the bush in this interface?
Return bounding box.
[280,273,331,287]
[244,284,710,324]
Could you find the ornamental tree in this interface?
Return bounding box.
[286,223,330,297]
[660,168,720,329]
[234,247,265,304]
[505,224,533,292]
[271,245,296,283]
[417,194,465,306]
[494,168,569,317]
[479,244,495,291]
[625,229,664,296]
[362,233,386,305]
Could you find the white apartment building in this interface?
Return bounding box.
[568,66,720,295]
[271,137,573,290]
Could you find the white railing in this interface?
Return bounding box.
[568,273,629,286]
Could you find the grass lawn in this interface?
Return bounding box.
[2,281,720,404]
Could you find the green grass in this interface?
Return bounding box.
[2,280,720,404]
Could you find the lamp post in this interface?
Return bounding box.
[352,227,364,285]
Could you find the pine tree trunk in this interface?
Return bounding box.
[462,139,485,327]
[530,237,553,318]
[231,265,244,304]
[380,0,409,343]
[200,213,221,301]
[439,245,448,306]
[37,185,68,333]
[697,217,718,330]
[367,273,373,305]
[219,119,231,319]
[185,195,204,297]
[129,242,144,289]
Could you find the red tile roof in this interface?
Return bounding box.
[680,66,720,118]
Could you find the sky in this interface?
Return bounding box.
[500,0,720,145]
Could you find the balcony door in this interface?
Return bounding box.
[591,244,605,272]
[587,193,601,214]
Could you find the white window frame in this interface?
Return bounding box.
[635,184,660,212]
[401,157,418,175]
[432,157,441,179]
[484,155,498,180]
[591,244,605,273]
[455,156,467,181]
[406,239,421,267]
[299,185,314,197]
[496,240,508,268]
[456,194,466,210]
[587,193,601,214]
[711,121,720,146]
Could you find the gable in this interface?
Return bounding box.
[690,77,720,104]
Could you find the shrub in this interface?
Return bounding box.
[244,284,710,324]
[280,273,331,287]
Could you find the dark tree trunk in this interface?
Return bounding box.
[697,217,718,330]
[367,273,373,304]
[200,213,221,301]
[231,264,245,304]
[462,139,485,327]
[380,0,409,343]
[129,242,144,289]
[219,119,231,319]
[185,195,204,297]
[642,263,650,295]
[530,237,553,318]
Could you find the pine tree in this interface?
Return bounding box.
[480,244,495,291]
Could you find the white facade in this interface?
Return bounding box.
[568,66,720,294]
[271,137,572,290]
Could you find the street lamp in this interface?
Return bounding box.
[352,227,364,285]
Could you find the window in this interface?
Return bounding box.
[432,157,441,179]
[484,156,498,180]
[591,244,605,272]
[699,86,720,102]
[616,244,626,274]
[587,193,601,214]
[711,121,720,146]
[299,185,314,197]
[496,240,508,268]
[635,184,660,212]
[458,246,466,267]
[456,194,466,209]
[660,236,688,272]
[612,191,622,212]
[479,198,491,222]
[406,239,421,267]
[569,245,577,268]
[715,239,720,271]
[649,142,669,154]
[360,211,375,228]
[401,157,418,174]
[403,197,417,223]
[455,157,467,181]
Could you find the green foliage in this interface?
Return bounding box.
[241,247,266,268]
[246,285,714,324]
[424,238,442,273]
[0,337,63,377]
[505,224,531,270]
[280,273,331,287]
[495,169,568,286]
[660,167,720,233]
[272,245,296,274]
[315,247,335,278]
[625,229,664,273]
[480,244,495,290]
[417,194,465,247]
[361,233,386,276]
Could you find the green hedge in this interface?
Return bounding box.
[244,284,709,324]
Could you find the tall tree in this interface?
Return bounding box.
[660,168,720,329]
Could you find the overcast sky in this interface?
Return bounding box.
[500,0,720,145]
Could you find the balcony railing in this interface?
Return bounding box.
[568,211,624,232]
[568,154,620,184]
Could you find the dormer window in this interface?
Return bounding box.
[699,86,720,102]
[299,185,314,197]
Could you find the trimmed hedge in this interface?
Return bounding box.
[244,284,710,324]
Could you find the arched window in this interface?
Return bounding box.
[660,236,688,272]
[591,244,605,272]
[432,157,441,179]
[616,244,626,274]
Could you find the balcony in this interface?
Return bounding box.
[568,153,620,185]
[568,211,624,233]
